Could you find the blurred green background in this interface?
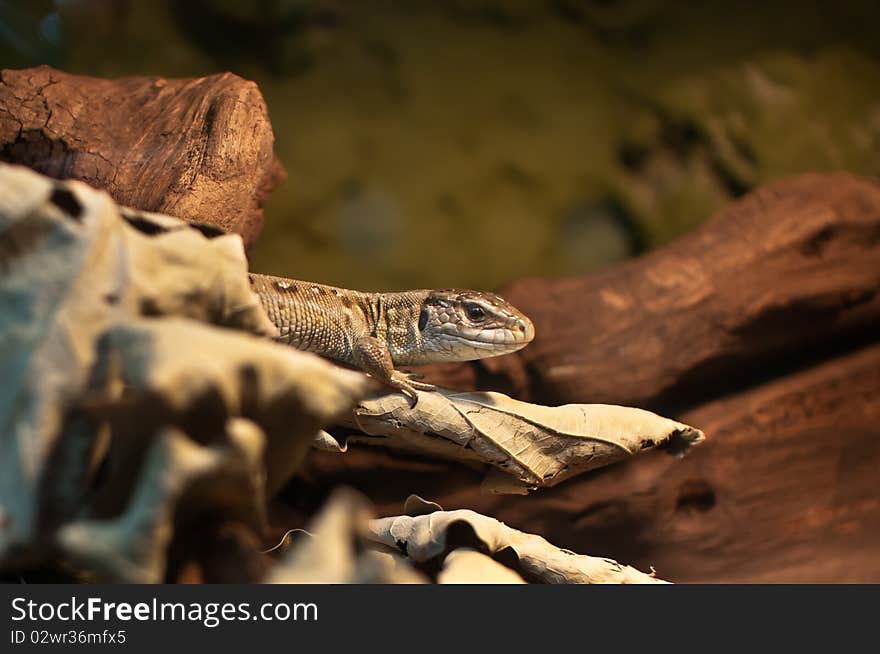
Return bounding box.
[2,0,879,290]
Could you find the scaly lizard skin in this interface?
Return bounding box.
[249,272,535,405]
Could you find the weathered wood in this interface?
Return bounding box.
[417,173,880,411]
[0,65,285,246]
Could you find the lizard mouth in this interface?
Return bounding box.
[432,315,535,358]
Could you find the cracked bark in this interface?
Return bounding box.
[0,65,285,246]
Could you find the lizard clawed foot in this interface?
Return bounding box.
[389,371,436,408]
[400,385,419,408]
[352,336,435,408]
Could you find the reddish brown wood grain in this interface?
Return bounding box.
[0,65,285,246]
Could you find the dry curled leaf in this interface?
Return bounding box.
[368,505,668,584]
[438,549,527,584]
[89,317,369,494]
[0,163,369,581]
[262,529,312,555]
[340,389,705,493]
[59,421,265,583]
[313,429,348,453]
[403,494,444,517]
[118,206,278,336]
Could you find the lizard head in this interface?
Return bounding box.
[417,289,535,361]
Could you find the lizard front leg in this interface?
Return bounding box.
[353,335,435,407]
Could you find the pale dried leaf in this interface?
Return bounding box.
[1,165,130,557]
[58,421,265,583]
[262,529,313,555]
[313,429,348,452]
[0,163,277,560]
[343,389,705,493]
[368,508,668,584]
[119,206,277,337]
[439,549,527,584]
[89,317,370,494]
[0,163,370,579]
[403,494,444,517]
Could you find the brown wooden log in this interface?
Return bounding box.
[417,172,880,412]
[0,65,285,246]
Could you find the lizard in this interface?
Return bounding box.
[248,272,535,406]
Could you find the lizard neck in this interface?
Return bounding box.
[373,291,428,364]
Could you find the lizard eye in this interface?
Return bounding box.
[464,302,486,322]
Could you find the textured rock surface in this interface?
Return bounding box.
[0,65,285,246]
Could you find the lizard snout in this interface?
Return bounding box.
[512,316,535,343]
